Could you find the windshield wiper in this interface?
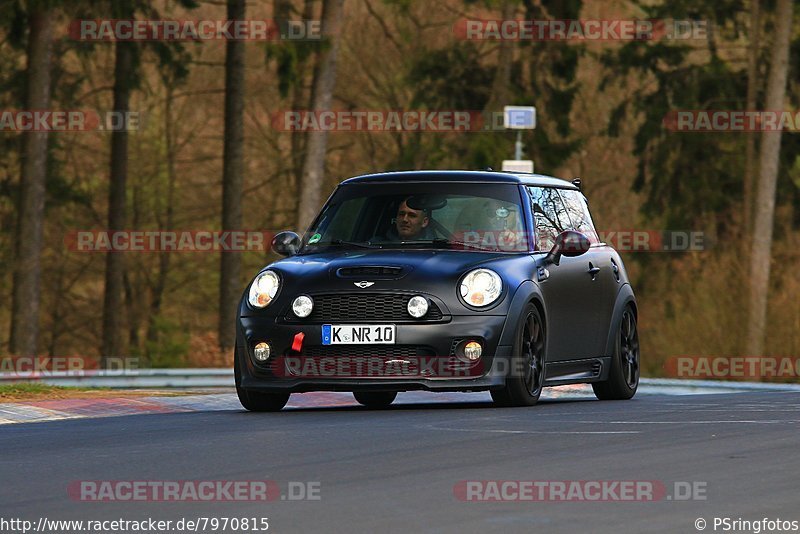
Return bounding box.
[327,239,381,249]
[431,238,491,251]
[390,240,436,247]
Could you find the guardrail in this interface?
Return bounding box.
[0,368,233,388]
[2,369,800,391]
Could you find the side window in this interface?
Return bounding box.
[558,190,599,243]
[527,186,571,251]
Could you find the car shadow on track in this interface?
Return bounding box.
[279,396,598,413]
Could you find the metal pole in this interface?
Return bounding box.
[515,130,523,160]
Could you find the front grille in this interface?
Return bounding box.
[295,293,444,322]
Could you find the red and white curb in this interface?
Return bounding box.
[0,381,778,426]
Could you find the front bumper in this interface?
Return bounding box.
[236,314,512,393]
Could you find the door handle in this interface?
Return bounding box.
[587,263,600,280]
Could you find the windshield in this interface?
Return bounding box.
[300,182,529,253]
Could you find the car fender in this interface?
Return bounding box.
[497,280,545,348]
[603,283,637,357]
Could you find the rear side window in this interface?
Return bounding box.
[558,189,599,243]
[527,186,571,251]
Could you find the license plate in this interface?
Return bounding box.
[322,324,395,345]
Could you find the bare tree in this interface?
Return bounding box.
[296,0,345,231]
[218,0,246,352]
[9,7,54,356]
[743,0,761,235]
[484,0,516,113]
[288,0,317,224]
[101,6,135,364]
[746,0,795,356]
[146,82,177,358]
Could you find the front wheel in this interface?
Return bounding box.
[353,391,397,408]
[491,303,545,407]
[234,342,291,412]
[237,388,291,412]
[592,306,639,400]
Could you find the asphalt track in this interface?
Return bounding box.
[2,388,799,533]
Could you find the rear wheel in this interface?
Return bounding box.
[234,343,291,412]
[491,303,545,407]
[592,306,639,400]
[353,391,397,408]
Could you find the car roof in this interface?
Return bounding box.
[340,170,579,189]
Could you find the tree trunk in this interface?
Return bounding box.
[101,32,134,365]
[218,0,246,352]
[743,0,761,235]
[484,0,515,113]
[147,84,177,356]
[9,9,54,356]
[125,171,143,354]
[746,0,794,357]
[295,0,345,232]
[289,0,317,229]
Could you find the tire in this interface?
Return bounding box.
[234,342,291,412]
[491,303,545,407]
[592,305,640,401]
[353,391,397,408]
[237,388,291,412]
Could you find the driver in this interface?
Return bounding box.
[386,197,434,240]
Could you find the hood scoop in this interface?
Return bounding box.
[336,265,407,280]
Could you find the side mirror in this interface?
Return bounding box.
[272,231,301,256]
[544,230,590,265]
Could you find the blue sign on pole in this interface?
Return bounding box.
[503,106,537,129]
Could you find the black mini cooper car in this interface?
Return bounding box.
[235,170,639,411]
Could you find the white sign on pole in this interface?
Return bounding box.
[503,106,536,129]
[502,160,534,173]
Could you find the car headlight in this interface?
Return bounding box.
[248,270,280,308]
[460,269,502,307]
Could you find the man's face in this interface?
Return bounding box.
[396,200,429,239]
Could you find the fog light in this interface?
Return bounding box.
[292,295,314,318]
[254,342,271,361]
[407,295,429,318]
[464,341,482,361]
